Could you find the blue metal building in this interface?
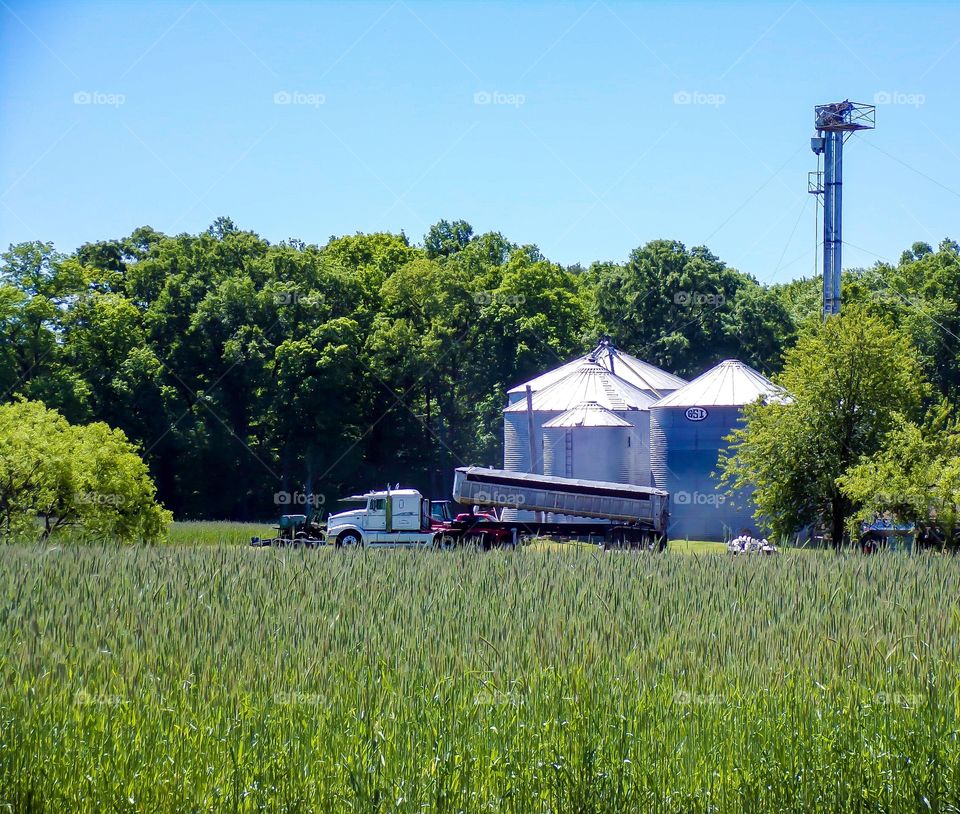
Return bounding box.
[650,359,785,542]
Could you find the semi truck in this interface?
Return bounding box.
[325,488,440,548]
[322,467,669,549]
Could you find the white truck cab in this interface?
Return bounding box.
[326,488,438,547]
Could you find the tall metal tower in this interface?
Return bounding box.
[808,100,875,319]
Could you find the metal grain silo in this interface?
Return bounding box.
[501,360,658,521]
[542,402,631,524]
[623,410,653,486]
[542,402,631,482]
[650,359,785,542]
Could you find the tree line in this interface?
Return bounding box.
[1,217,958,527]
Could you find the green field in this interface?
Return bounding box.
[164,520,279,546]
[2,544,958,813]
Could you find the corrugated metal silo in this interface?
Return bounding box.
[503,410,532,472]
[623,410,653,486]
[542,402,631,482]
[542,402,630,523]
[650,359,785,542]
[500,360,657,521]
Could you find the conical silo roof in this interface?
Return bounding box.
[505,361,657,413]
[601,349,687,396]
[507,340,686,399]
[651,359,785,408]
[542,401,632,428]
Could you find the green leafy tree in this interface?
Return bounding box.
[720,306,927,545]
[424,219,474,259]
[0,243,89,419]
[271,318,364,506]
[5,221,956,526]
[364,257,475,493]
[593,240,791,377]
[467,249,591,464]
[845,239,960,399]
[838,404,960,544]
[0,400,170,542]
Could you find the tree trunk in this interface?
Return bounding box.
[830,493,848,550]
[306,451,316,520]
[426,387,440,498]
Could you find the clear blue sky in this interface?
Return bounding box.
[1,0,957,284]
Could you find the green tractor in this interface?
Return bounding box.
[250,513,326,548]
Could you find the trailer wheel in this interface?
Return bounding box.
[603,528,626,550]
[336,531,363,549]
[436,533,458,550]
[860,534,881,555]
[464,533,490,550]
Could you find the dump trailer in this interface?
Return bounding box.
[450,466,669,549]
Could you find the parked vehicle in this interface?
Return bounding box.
[264,468,670,550]
[326,488,440,548]
[430,500,454,524]
[858,516,915,553]
[250,513,325,548]
[858,516,960,553]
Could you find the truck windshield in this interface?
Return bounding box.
[430,501,451,522]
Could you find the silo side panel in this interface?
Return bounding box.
[503,412,529,472]
[542,427,566,478]
[544,425,629,523]
[650,409,669,491]
[658,405,761,541]
[624,411,651,486]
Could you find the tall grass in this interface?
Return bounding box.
[1,545,958,812]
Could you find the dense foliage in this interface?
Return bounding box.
[0,219,785,519]
[2,545,957,812]
[0,400,171,543]
[721,237,960,544]
[1,220,958,522]
[839,402,960,542]
[720,307,929,544]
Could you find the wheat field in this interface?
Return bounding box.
[1,545,958,812]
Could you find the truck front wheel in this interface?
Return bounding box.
[435,533,458,550]
[336,531,363,549]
